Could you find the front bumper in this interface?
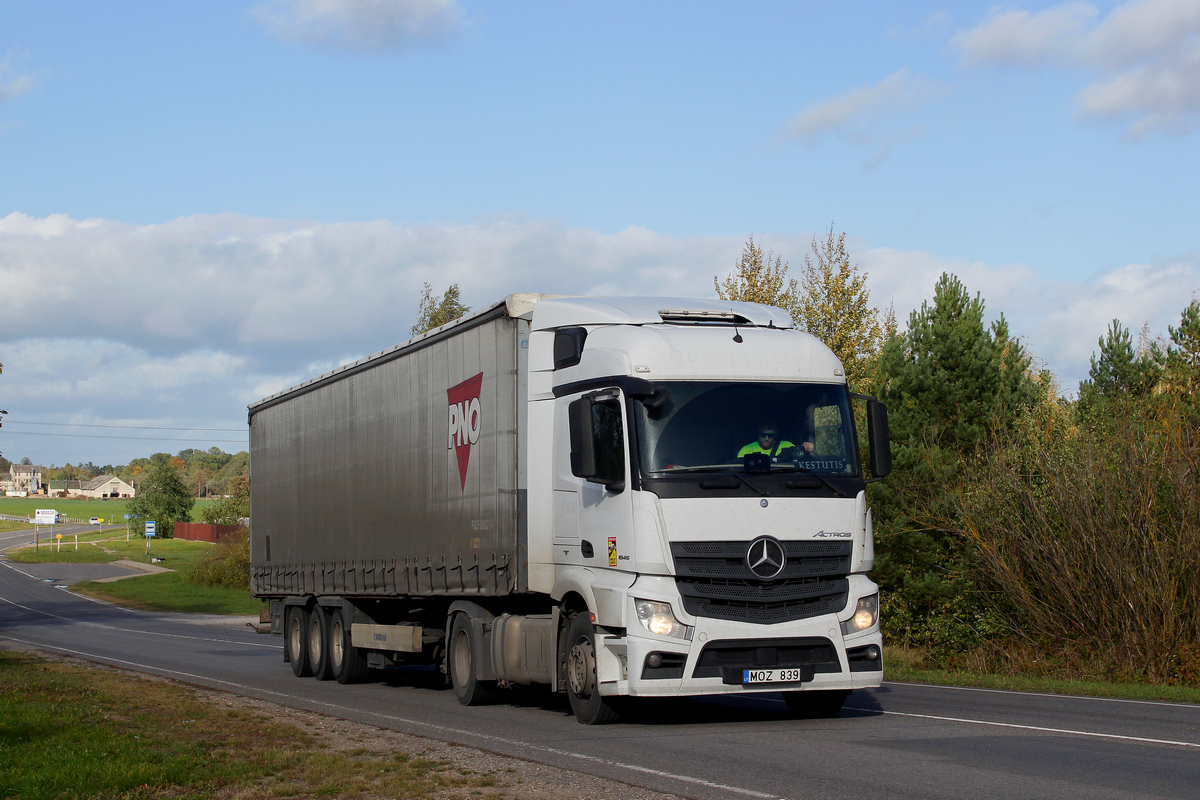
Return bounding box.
[596,574,883,698]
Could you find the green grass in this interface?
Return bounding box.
[0,650,508,800]
[5,542,119,564]
[0,520,30,533]
[0,496,220,524]
[8,535,262,615]
[76,571,264,615]
[884,646,1200,704]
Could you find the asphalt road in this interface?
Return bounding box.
[2,538,1199,800]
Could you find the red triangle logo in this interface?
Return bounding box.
[447,372,484,491]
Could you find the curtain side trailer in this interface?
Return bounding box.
[250,293,891,723]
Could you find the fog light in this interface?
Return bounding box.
[840,593,879,634]
[647,653,663,668]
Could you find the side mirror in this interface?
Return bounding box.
[866,399,892,478]
[568,394,626,490]
[568,396,597,479]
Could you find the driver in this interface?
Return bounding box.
[738,425,814,461]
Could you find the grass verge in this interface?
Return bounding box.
[884,646,1200,704]
[0,649,512,800]
[74,571,263,615]
[9,536,261,616]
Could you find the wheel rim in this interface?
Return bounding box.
[330,619,344,672]
[451,627,471,689]
[568,637,595,699]
[289,616,303,660]
[309,618,322,662]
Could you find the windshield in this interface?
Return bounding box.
[636,381,859,476]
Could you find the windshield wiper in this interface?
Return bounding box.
[776,465,846,497]
[655,464,741,473]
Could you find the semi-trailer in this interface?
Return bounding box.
[249,293,891,724]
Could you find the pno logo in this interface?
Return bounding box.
[447,372,484,490]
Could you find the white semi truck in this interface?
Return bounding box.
[249,294,891,724]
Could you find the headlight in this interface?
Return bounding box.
[840,593,879,635]
[634,600,693,640]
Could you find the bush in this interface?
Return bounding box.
[187,528,250,590]
[938,396,1200,684]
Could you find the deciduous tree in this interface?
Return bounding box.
[714,237,799,309]
[125,461,195,539]
[794,226,894,389]
[412,283,471,335]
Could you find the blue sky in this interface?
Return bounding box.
[2,0,1198,466]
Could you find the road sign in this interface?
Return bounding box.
[145,521,157,538]
[35,509,57,525]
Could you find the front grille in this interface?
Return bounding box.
[692,637,842,679]
[671,540,851,624]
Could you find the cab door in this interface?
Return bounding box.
[553,389,635,572]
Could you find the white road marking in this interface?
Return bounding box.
[882,680,1200,712]
[0,582,280,651]
[840,706,1200,749]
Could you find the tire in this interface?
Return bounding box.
[448,613,499,705]
[783,689,849,718]
[286,606,312,678]
[309,607,334,681]
[330,606,370,685]
[563,613,621,725]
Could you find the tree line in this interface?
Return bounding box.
[715,229,1200,686]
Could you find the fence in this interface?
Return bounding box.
[174,523,244,543]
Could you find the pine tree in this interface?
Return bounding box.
[876,272,1036,452]
[1078,319,1161,414]
[1161,300,1200,399]
[412,283,471,336]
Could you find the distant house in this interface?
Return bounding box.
[6,464,43,496]
[46,479,84,498]
[79,475,135,499]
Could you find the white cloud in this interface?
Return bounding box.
[952,0,1200,136]
[2,211,1194,463]
[0,53,35,103]
[251,0,464,53]
[778,69,938,168]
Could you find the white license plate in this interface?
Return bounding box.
[742,668,806,684]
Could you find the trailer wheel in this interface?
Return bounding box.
[286,607,312,677]
[308,607,334,681]
[448,614,498,705]
[563,613,621,725]
[783,689,849,718]
[330,607,370,685]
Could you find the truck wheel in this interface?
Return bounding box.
[308,607,334,681]
[783,689,849,718]
[331,607,370,685]
[449,614,498,705]
[563,613,621,725]
[286,607,312,677]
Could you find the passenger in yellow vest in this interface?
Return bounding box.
[737,426,814,461]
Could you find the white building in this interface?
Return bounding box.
[79,475,135,499]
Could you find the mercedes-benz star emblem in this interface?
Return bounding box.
[746,536,787,580]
